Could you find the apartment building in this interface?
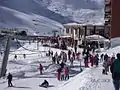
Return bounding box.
[105,0,120,38]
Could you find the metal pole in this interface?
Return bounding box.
[83,26,87,55]
[0,36,11,77]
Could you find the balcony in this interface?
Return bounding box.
[105,0,111,5]
[104,14,111,19]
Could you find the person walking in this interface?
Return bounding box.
[110,53,120,90]
[7,73,13,87]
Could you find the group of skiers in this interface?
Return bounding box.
[57,67,69,81]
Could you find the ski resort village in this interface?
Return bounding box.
[0,0,120,90]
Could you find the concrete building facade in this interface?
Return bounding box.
[105,0,120,38]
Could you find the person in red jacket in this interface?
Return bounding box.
[64,67,69,80]
[57,68,62,81]
[90,54,94,67]
[39,63,43,74]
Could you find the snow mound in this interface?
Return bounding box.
[11,71,25,78]
[46,64,61,72]
[106,46,120,56]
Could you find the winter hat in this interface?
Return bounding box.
[116,53,120,59]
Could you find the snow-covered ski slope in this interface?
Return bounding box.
[0,6,63,35]
[0,41,117,90]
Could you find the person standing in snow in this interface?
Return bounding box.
[70,55,74,67]
[104,54,108,62]
[14,54,17,60]
[103,60,109,75]
[7,73,13,87]
[110,54,116,65]
[39,63,43,74]
[54,52,58,63]
[100,54,104,62]
[84,54,89,68]
[61,69,64,81]
[72,52,76,60]
[23,54,26,59]
[68,50,71,60]
[64,67,69,80]
[57,68,62,81]
[90,54,94,67]
[110,53,120,90]
[94,54,99,67]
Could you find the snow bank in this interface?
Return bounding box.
[111,37,120,48]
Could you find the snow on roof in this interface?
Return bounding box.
[63,23,104,26]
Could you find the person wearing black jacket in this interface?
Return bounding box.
[110,53,120,90]
[7,73,13,87]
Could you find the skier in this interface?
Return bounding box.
[40,80,49,88]
[64,67,69,80]
[7,73,13,87]
[39,63,43,74]
[110,53,120,90]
